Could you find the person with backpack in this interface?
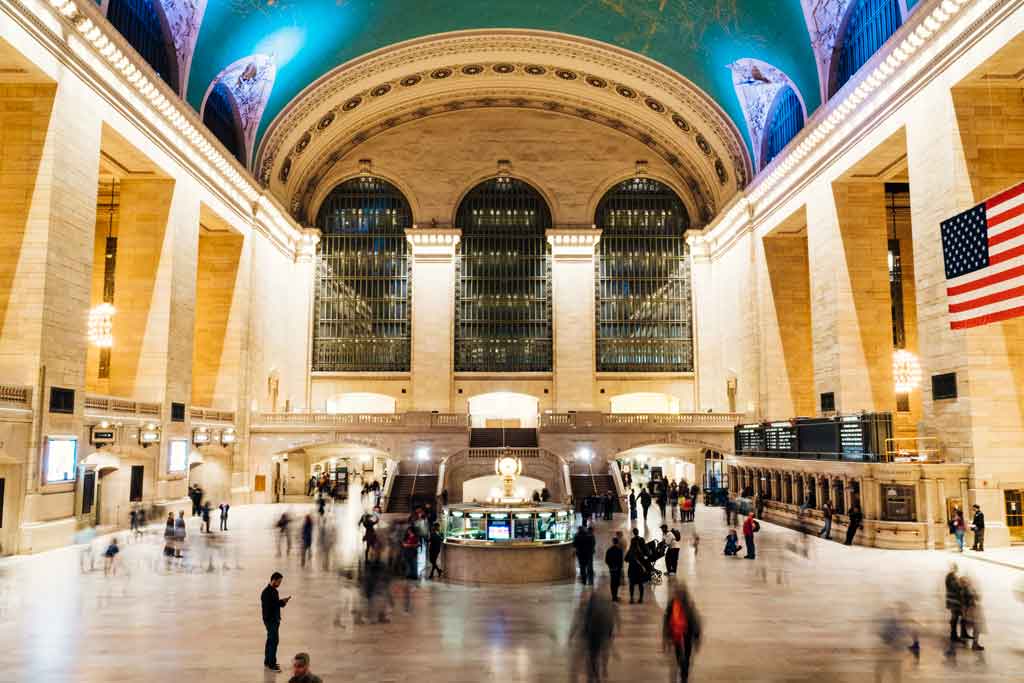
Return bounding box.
[663,584,702,682]
[742,512,759,559]
[661,524,680,576]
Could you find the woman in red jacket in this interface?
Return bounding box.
[742,513,759,559]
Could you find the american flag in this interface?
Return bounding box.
[941,180,1024,330]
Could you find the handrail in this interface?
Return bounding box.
[466,447,544,459]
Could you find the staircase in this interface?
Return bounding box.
[470,428,538,448]
[386,474,439,514]
[570,474,621,512]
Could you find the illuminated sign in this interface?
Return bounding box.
[168,439,189,473]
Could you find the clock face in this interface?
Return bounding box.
[497,457,519,477]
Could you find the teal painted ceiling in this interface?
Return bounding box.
[186,1,821,155]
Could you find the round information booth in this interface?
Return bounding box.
[442,502,576,584]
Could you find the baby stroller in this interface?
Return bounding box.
[642,539,665,586]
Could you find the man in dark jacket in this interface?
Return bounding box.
[971,505,985,551]
[289,652,322,683]
[640,489,652,523]
[605,535,624,602]
[845,502,863,546]
[573,526,596,585]
[261,572,291,672]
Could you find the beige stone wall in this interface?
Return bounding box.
[192,229,245,410]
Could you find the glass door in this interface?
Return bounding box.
[1005,490,1024,542]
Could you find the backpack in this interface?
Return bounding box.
[671,529,681,542]
[753,521,760,533]
[669,599,688,644]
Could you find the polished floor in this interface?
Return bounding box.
[2,503,1024,682]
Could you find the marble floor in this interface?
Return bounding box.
[2,504,1024,682]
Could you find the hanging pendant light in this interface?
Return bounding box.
[893,349,922,393]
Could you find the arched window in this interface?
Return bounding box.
[107,0,179,93]
[595,178,692,372]
[831,0,902,96]
[455,177,552,372]
[202,82,244,164]
[313,177,412,372]
[762,86,805,168]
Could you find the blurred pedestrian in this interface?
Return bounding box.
[819,500,833,540]
[657,487,668,521]
[944,564,968,656]
[103,537,120,576]
[724,529,742,556]
[605,535,624,602]
[289,652,322,683]
[662,524,679,575]
[201,501,212,533]
[570,591,617,682]
[845,501,863,546]
[360,507,380,561]
[174,511,187,559]
[260,572,291,672]
[276,511,292,557]
[300,515,314,568]
[960,575,985,651]
[640,489,652,523]
[428,522,444,579]
[629,489,638,523]
[663,584,701,683]
[401,524,420,579]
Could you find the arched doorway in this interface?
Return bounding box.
[188,447,231,508]
[615,444,702,493]
[81,452,122,528]
[467,392,539,429]
[276,442,390,502]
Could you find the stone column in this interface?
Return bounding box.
[922,477,935,550]
[547,229,601,412]
[0,78,101,552]
[406,229,460,412]
[905,85,1024,547]
[805,181,894,414]
[843,476,853,515]
[295,228,319,411]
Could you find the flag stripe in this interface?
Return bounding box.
[990,230,1024,257]
[949,283,1024,313]
[989,243,1024,267]
[987,201,1024,229]
[947,263,1024,297]
[951,304,1024,329]
[985,183,1024,211]
[989,213,1024,241]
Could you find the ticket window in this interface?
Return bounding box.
[1005,491,1024,541]
[881,485,917,522]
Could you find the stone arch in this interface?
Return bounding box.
[450,172,560,230]
[306,169,423,228]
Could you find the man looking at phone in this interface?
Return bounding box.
[261,571,291,673]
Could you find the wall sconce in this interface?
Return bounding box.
[193,427,210,445]
[221,428,237,446]
[139,423,161,447]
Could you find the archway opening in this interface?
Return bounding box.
[615,444,702,493]
[609,392,680,414]
[467,392,539,429]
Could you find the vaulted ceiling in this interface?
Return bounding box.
[184,1,822,155]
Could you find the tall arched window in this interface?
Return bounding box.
[595,178,692,372]
[831,0,902,96]
[455,177,552,372]
[762,86,805,168]
[107,0,179,93]
[314,177,412,372]
[202,82,244,164]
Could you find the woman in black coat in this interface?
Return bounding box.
[626,528,649,604]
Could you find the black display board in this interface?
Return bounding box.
[764,422,797,452]
[735,425,764,453]
[796,418,838,455]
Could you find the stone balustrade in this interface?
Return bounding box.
[538,411,742,431]
[84,394,161,418]
[253,411,469,431]
[190,407,236,424]
[0,384,32,407]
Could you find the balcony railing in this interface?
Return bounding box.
[190,407,236,424]
[0,384,32,408]
[253,412,470,430]
[466,447,544,459]
[538,412,742,430]
[84,394,161,417]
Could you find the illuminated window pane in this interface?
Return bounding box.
[831,0,902,96]
[455,178,552,372]
[314,177,412,372]
[763,86,804,168]
[595,178,692,372]
[107,0,178,92]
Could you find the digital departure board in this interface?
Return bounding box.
[764,421,797,452]
[735,424,764,453]
[839,416,867,458]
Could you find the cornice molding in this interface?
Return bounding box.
[405,228,461,259]
[697,0,1002,262]
[12,0,303,257]
[547,228,602,259]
